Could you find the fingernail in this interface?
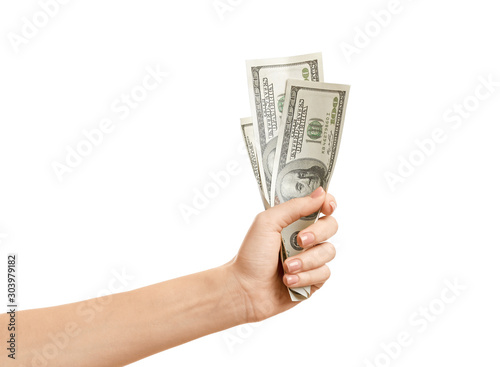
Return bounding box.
[330,201,337,212]
[299,232,315,247]
[310,186,324,198]
[286,260,301,273]
[285,274,299,285]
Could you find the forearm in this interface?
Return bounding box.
[2,263,247,366]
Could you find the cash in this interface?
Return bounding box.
[270,79,350,301]
[246,53,323,202]
[240,117,269,208]
[242,53,350,301]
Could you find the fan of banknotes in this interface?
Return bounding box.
[240,53,350,301]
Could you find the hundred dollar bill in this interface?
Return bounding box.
[240,117,269,208]
[246,53,323,202]
[270,79,350,301]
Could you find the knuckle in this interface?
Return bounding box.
[301,253,314,270]
[325,242,336,259]
[323,265,331,280]
[314,242,335,262]
[325,216,339,237]
[298,271,310,285]
[311,248,324,263]
[318,216,337,236]
[329,216,338,230]
[254,211,269,225]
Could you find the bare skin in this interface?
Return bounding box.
[1,187,338,366]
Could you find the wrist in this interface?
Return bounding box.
[217,262,254,325]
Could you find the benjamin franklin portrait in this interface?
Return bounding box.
[276,158,327,203]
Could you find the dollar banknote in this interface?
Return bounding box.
[270,79,350,301]
[246,53,324,203]
[240,117,269,208]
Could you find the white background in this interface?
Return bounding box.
[1,0,499,366]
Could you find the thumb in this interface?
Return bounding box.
[265,186,326,231]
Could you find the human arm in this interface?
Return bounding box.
[1,187,338,366]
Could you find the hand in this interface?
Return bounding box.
[3,187,337,366]
[228,186,338,323]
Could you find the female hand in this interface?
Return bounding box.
[229,186,338,323]
[3,187,337,366]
